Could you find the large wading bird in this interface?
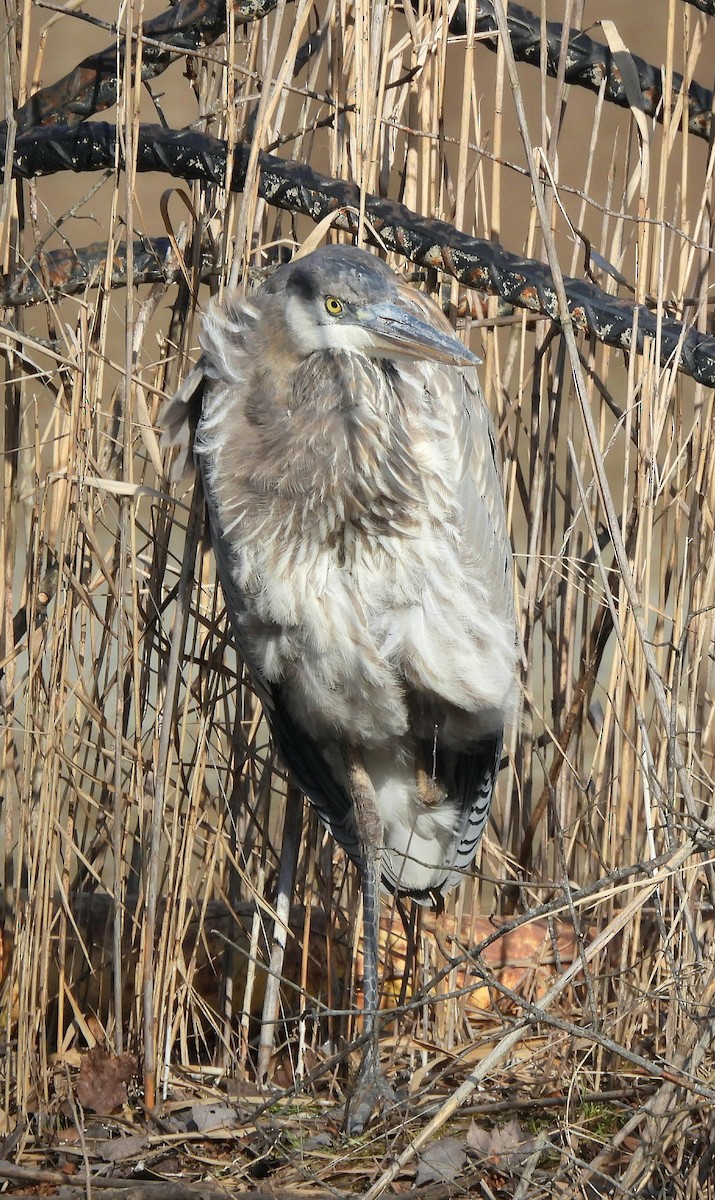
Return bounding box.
[163,244,517,1133]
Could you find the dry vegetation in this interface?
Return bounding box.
[1,0,715,1196]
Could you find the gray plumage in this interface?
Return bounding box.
[163,244,517,1127]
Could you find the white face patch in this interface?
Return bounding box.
[285,297,384,357]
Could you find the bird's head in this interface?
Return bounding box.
[260,244,480,367]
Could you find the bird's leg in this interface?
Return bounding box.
[415,730,446,808]
[342,748,396,1135]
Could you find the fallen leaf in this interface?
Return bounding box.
[150,1154,182,1175]
[415,1136,467,1186]
[467,1117,541,1169]
[95,1134,150,1162]
[190,1102,239,1132]
[75,1047,137,1115]
[300,1133,333,1151]
[466,1120,493,1156]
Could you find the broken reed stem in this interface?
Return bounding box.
[142,484,203,1109]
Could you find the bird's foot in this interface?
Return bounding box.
[344,1046,397,1135]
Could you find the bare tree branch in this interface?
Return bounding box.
[4,0,279,136]
[4,0,712,144]
[450,0,713,143]
[0,238,215,305]
[6,121,715,387]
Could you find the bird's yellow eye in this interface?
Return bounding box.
[325,296,343,315]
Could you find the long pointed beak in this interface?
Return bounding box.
[356,301,480,366]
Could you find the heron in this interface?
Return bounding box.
[163,243,517,1132]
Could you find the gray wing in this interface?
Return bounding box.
[206,509,365,869]
[444,368,513,889]
[269,697,364,868]
[160,361,206,481]
[456,367,515,622]
[436,733,503,897]
[407,359,514,898]
[161,336,366,872]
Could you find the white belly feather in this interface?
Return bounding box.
[228,515,513,744]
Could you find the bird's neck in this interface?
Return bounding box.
[257,351,428,536]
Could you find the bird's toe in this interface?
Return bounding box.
[344,1050,397,1135]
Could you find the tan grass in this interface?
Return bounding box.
[1,0,715,1191]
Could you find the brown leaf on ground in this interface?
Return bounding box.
[415,1135,467,1186]
[95,1133,150,1162]
[189,1102,239,1132]
[75,1046,137,1114]
[467,1117,541,1169]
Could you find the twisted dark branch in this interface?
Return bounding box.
[6,122,715,387]
[5,0,278,136]
[0,238,217,305]
[450,1,713,142]
[5,0,713,145]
